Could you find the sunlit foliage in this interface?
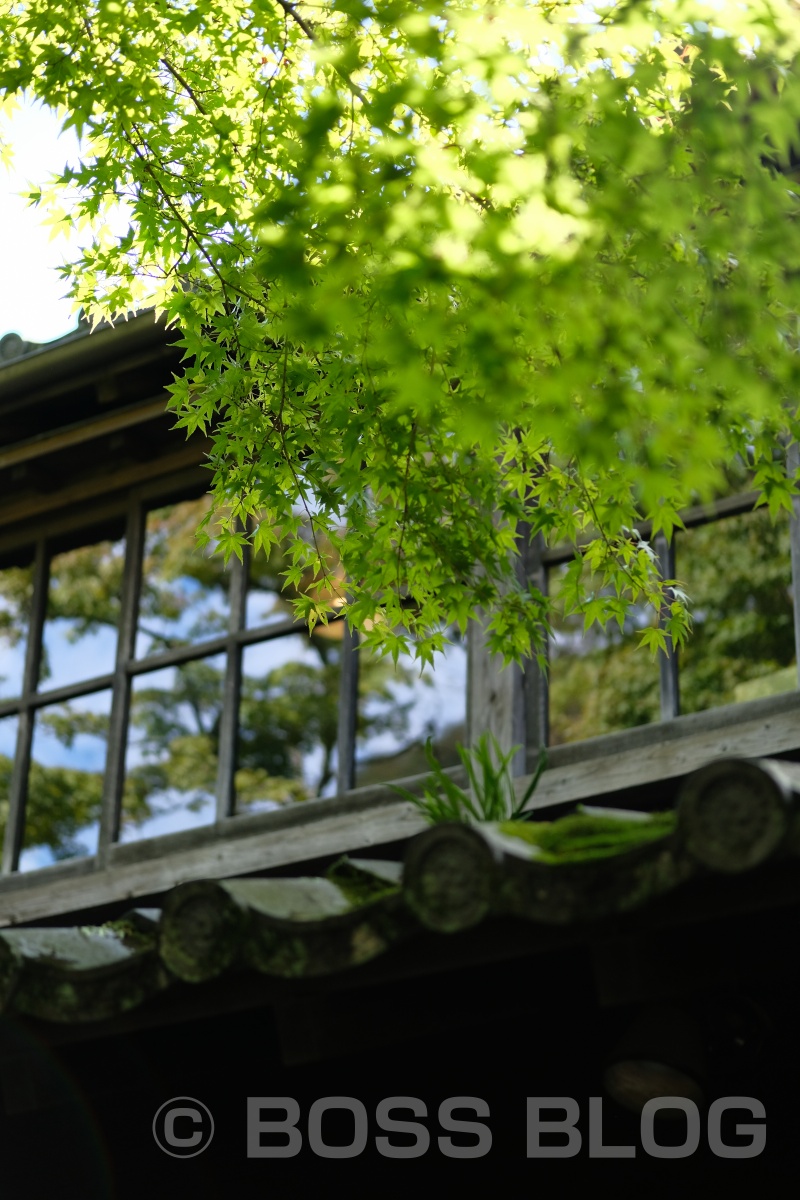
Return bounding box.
[2,0,800,668]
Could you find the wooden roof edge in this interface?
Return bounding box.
[1,755,798,1031]
[0,310,168,399]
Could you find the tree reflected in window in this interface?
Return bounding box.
[0,561,33,700]
[547,562,660,746]
[2,491,461,862]
[678,508,796,713]
[137,498,231,656]
[121,659,224,842]
[355,630,467,785]
[42,538,124,689]
[20,693,112,870]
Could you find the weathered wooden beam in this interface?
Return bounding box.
[215,542,248,821]
[3,693,800,925]
[467,616,525,768]
[521,527,549,755]
[1,442,208,528]
[513,690,800,812]
[0,312,170,410]
[465,486,552,775]
[0,396,170,471]
[0,464,208,563]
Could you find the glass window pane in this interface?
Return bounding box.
[677,508,796,714]
[0,713,19,859]
[355,630,468,786]
[245,524,348,632]
[246,546,297,630]
[547,562,660,746]
[19,691,111,871]
[120,656,225,842]
[235,632,342,813]
[136,498,232,657]
[41,539,124,692]
[0,561,34,700]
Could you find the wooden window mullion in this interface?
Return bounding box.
[336,621,359,796]
[215,543,248,821]
[1,539,49,873]
[655,531,680,720]
[521,526,549,765]
[97,500,145,862]
[787,442,800,688]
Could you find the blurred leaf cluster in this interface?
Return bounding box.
[1,0,800,671]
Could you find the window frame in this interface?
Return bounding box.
[3,315,800,925]
[0,476,364,875]
[538,485,797,745]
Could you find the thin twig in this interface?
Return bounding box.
[274,0,315,41]
[277,342,345,610]
[394,420,417,580]
[160,58,209,115]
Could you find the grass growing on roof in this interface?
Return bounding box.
[499,807,676,864]
[392,732,548,824]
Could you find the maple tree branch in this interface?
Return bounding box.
[160,57,208,115]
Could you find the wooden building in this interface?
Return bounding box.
[1,314,799,1195]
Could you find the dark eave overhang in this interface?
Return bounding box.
[0,312,168,412]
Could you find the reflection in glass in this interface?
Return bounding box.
[0,714,19,860]
[41,539,124,692]
[245,526,346,632]
[19,691,112,871]
[235,632,341,813]
[355,630,468,786]
[120,656,225,842]
[547,562,660,746]
[678,508,796,714]
[246,548,295,629]
[0,562,33,700]
[136,498,232,657]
